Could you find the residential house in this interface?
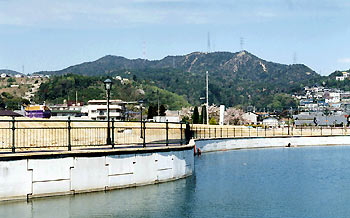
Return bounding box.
[84,99,125,120]
[262,117,279,127]
[242,112,258,124]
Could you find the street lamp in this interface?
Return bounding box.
[199,97,206,124]
[138,99,144,138]
[104,79,112,145]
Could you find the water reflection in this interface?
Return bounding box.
[0,175,196,218]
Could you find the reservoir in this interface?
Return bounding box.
[2,145,350,218]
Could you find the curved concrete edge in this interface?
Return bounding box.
[0,145,194,202]
[195,136,350,153]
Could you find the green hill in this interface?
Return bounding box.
[35,74,189,110]
[37,51,321,109]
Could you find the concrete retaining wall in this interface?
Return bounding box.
[0,148,194,201]
[195,136,350,153]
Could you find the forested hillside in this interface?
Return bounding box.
[35,74,190,110]
[37,51,319,109]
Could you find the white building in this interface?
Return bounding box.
[262,117,279,127]
[242,112,258,124]
[336,76,345,81]
[0,73,7,78]
[325,92,341,104]
[84,99,125,120]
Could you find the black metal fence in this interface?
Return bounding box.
[192,125,350,139]
[0,118,185,153]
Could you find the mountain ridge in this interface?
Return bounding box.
[36,50,320,108]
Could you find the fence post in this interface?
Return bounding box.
[214,127,216,138]
[143,121,146,147]
[249,126,251,137]
[301,126,303,136]
[221,127,222,138]
[111,118,115,148]
[257,127,258,137]
[11,116,16,153]
[265,126,267,137]
[331,126,333,136]
[166,121,169,146]
[180,122,183,145]
[204,127,206,138]
[311,127,312,136]
[241,127,243,137]
[321,126,322,136]
[234,127,236,138]
[67,116,71,151]
[227,127,229,138]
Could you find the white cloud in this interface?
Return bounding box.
[338,58,350,64]
[0,0,212,27]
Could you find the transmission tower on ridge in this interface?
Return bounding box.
[207,32,211,53]
[240,37,245,50]
[293,52,297,64]
[142,41,147,60]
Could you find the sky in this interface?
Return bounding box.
[1,0,350,75]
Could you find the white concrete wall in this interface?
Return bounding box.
[195,136,350,153]
[0,149,194,201]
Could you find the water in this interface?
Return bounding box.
[2,146,350,218]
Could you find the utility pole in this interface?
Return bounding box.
[75,91,78,105]
[206,71,209,125]
[157,90,160,116]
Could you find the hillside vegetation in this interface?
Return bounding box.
[35,74,190,110]
[37,51,319,109]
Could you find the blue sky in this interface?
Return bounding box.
[1,0,350,75]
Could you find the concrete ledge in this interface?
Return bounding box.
[0,144,194,161]
[0,144,194,202]
[195,135,350,153]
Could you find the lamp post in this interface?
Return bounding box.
[138,99,144,138]
[104,79,112,145]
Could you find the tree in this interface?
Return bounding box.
[0,97,5,109]
[209,117,218,125]
[201,105,207,124]
[159,105,166,116]
[224,107,245,125]
[147,105,158,119]
[192,106,200,124]
[181,116,190,123]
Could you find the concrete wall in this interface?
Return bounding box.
[195,136,350,153]
[0,149,194,201]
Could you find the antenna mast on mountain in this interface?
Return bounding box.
[22,65,24,75]
[240,37,245,50]
[293,52,297,64]
[142,41,147,60]
[206,70,209,125]
[207,32,211,53]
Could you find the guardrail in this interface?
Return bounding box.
[192,125,350,139]
[0,117,186,153]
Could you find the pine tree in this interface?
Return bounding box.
[147,105,155,119]
[192,106,199,124]
[159,105,166,116]
[200,105,207,124]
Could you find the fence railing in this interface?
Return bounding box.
[192,125,350,139]
[0,118,186,153]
